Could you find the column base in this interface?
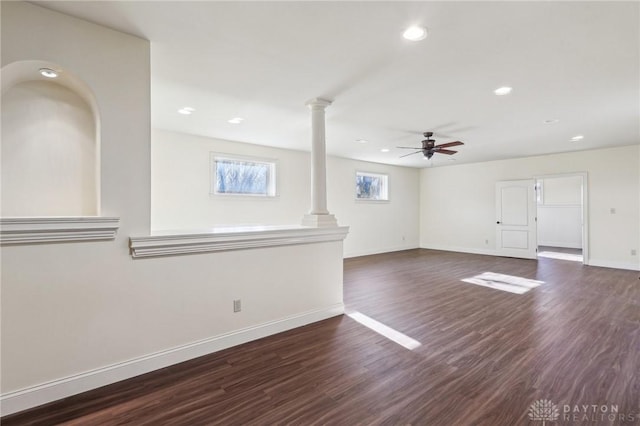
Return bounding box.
[301,214,338,228]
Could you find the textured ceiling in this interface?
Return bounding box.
[33,1,640,167]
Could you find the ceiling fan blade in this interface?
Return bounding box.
[397,146,421,149]
[399,150,423,158]
[435,149,457,155]
[435,141,464,149]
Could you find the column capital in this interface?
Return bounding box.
[305,98,333,109]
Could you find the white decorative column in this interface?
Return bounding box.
[302,98,338,227]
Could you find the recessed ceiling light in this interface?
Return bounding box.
[228,117,244,124]
[570,135,584,142]
[178,107,195,115]
[381,148,390,153]
[39,68,58,78]
[403,26,428,41]
[494,86,513,96]
[544,119,559,124]
[356,139,368,144]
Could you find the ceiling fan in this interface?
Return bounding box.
[398,132,464,159]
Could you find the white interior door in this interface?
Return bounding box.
[496,179,537,259]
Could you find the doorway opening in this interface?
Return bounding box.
[535,173,588,264]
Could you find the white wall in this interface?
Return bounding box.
[1,80,97,216]
[540,175,582,205]
[420,145,640,270]
[152,129,309,228]
[152,129,420,257]
[537,206,582,248]
[537,175,582,248]
[1,2,344,414]
[327,156,420,257]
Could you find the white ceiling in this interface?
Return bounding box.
[34,1,639,168]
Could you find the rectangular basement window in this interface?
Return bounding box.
[211,153,277,197]
[355,171,389,201]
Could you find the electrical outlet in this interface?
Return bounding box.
[233,299,241,313]
[610,208,616,214]
[632,249,637,256]
[402,235,406,242]
[485,239,489,245]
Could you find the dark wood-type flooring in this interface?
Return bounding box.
[3,249,639,425]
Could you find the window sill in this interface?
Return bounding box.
[355,198,390,203]
[0,216,120,245]
[129,225,350,258]
[209,193,279,200]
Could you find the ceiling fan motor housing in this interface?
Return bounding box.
[422,139,436,149]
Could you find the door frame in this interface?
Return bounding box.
[533,172,589,265]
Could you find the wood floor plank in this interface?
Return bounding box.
[3,249,639,425]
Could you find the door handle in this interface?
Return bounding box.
[496,221,501,224]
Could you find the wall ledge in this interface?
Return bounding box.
[130,225,350,258]
[0,216,120,245]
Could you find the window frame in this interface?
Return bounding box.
[355,171,389,202]
[210,152,278,198]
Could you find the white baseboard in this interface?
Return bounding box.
[344,244,419,259]
[587,259,640,271]
[419,244,497,257]
[0,303,344,417]
[420,245,639,271]
[538,241,582,249]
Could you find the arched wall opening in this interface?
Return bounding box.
[1,60,101,216]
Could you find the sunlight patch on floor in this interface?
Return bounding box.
[461,272,544,294]
[347,311,422,350]
[538,251,583,262]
